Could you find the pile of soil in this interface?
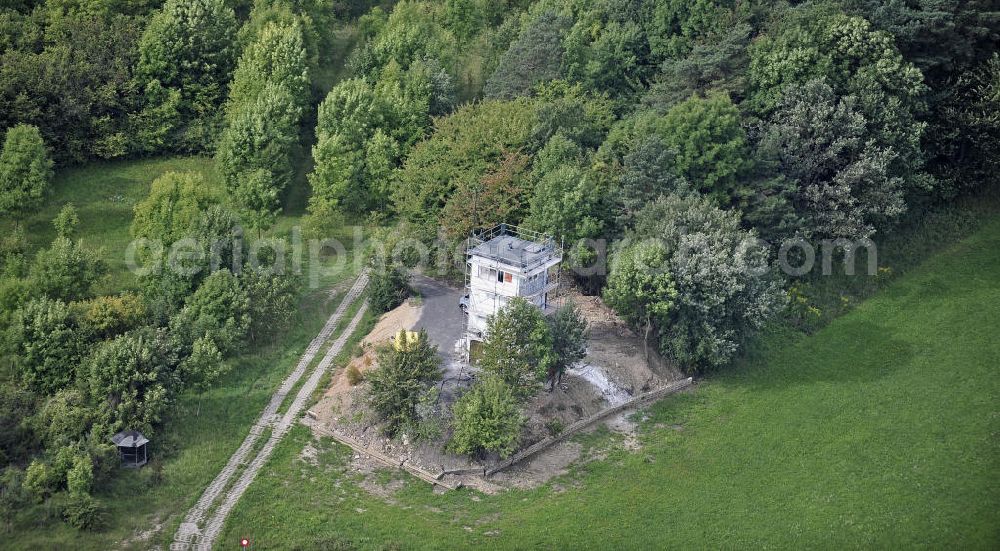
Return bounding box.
[310,299,421,427]
[564,286,686,394]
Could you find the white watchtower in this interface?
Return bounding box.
[464,224,562,348]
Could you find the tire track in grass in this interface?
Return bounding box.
[171,272,368,550]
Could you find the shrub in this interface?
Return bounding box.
[368,266,410,314]
[345,363,364,386]
[66,454,93,495]
[478,297,553,398]
[546,418,565,436]
[23,460,57,502]
[448,374,524,459]
[59,492,106,530]
[0,124,53,223]
[366,330,441,437]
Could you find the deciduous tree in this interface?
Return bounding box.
[524,135,607,268]
[657,92,747,201]
[13,298,84,394]
[0,124,53,224]
[755,79,907,240]
[130,171,219,243]
[87,328,178,437]
[170,269,250,355]
[366,330,441,437]
[603,239,676,366]
[137,0,238,151]
[623,194,785,371]
[393,99,536,233]
[546,302,586,391]
[217,82,300,231]
[53,204,79,239]
[478,297,552,397]
[226,21,310,117]
[29,236,106,303]
[448,373,523,458]
[368,265,410,314]
[748,8,928,196]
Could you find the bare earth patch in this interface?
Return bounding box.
[307,283,686,491]
[310,298,422,427]
[118,517,163,549]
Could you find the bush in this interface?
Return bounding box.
[59,491,106,530]
[545,418,565,436]
[366,330,441,437]
[448,374,524,459]
[478,297,553,397]
[66,453,93,496]
[367,266,410,314]
[345,363,364,386]
[23,460,57,502]
[0,124,53,223]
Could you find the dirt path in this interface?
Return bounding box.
[170,272,369,551]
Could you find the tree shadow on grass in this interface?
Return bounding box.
[729,318,917,390]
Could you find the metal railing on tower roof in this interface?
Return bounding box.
[466,223,563,271]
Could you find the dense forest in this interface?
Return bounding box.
[0,0,997,533]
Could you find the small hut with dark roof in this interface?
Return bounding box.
[110,429,149,468]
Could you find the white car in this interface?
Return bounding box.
[459,294,469,313]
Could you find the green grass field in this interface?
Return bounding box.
[0,155,350,295]
[0,157,223,294]
[5,157,997,548]
[212,216,1000,548]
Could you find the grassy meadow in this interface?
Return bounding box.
[0,157,222,294]
[211,215,1000,549]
